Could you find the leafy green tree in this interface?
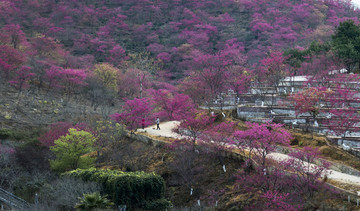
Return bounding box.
[50,129,97,173]
[93,63,120,93]
[285,41,332,76]
[332,20,360,72]
[75,192,114,211]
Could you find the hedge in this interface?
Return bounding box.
[63,168,171,210]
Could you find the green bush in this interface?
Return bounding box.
[140,198,173,210]
[10,130,33,140]
[63,168,171,210]
[0,128,11,139]
[75,192,114,210]
[50,156,96,173]
[0,128,39,141]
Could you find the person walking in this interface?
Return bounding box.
[142,118,145,130]
[156,117,160,130]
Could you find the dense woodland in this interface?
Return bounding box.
[2,0,360,210]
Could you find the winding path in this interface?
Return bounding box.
[140,121,360,191]
[269,152,360,187]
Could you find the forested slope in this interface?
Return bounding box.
[2,1,360,210]
[1,0,359,83]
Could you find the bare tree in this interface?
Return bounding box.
[39,177,102,210]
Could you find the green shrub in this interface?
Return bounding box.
[63,168,171,210]
[0,128,39,141]
[75,192,114,210]
[0,128,11,139]
[140,198,173,210]
[50,156,96,173]
[10,130,33,140]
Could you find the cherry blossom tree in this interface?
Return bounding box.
[39,122,92,148]
[253,50,289,106]
[118,68,152,99]
[289,87,333,130]
[261,190,301,211]
[61,68,88,95]
[0,45,26,79]
[233,144,332,210]
[1,24,27,49]
[232,122,292,166]
[181,55,230,109]
[176,112,214,148]
[8,66,35,95]
[151,89,195,121]
[110,98,153,134]
[227,66,252,101]
[166,139,206,197]
[325,108,360,139]
[199,121,237,171]
[106,45,127,67]
[285,146,330,200]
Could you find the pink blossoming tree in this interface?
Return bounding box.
[110,98,153,134]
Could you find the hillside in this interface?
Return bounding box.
[0,0,359,127]
[2,0,360,210]
[1,0,359,82]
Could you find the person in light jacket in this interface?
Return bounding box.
[156,117,160,130]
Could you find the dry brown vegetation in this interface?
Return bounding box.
[97,136,242,209]
[290,130,360,171]
[95,132,356,210]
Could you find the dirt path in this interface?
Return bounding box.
[268,153,360,187]
[137,121,182,138]
[139,121,360,190]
